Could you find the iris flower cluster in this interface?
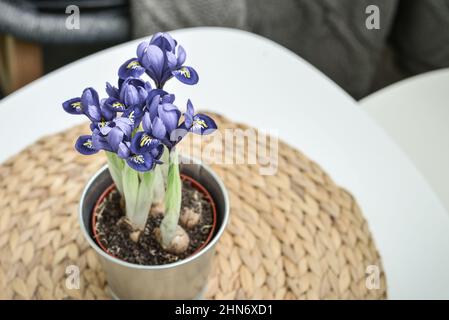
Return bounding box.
[63,33,217,252]
[63,32,216,172]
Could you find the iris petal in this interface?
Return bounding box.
[144,81,152,92]
[108,127,124,150]
[151,144,164,162]
[158,103,181,133]
[185,99,195,128]
[81,87,100,108]
[138,87,148,103]
[150,32,176,52]
[85,104,102,122]
[126,153,154,172]
[75,135,98,155]
[161,93,175,104]
[92,131,113,152]
[152,116,167,140]
[142,45,164,80]
[177,46,186,66]
[99,125,112,135]
[147,88,167,103]
[122,107,143,128]
[131,131,159,154]
[104,97,126,112]
[117,142,131,159]
[172,66,199,85]
[106,82,119,99]
[147,94,160,121]
[166,51,177,69]
[62,97,83,115]
[136,41,150,59]
[115,118,133,137]
[100,101,116,121]
[190,114,218,135]
[142,112,152,132]
[123,85,139,107]
[119,78,146,107]
[118,58,145,80]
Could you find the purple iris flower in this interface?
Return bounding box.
[146,89,175,119]
[63,87,117,131]
[167,46,199,86]
[122,105,145,129]
[150,32,177,52]
[63,32,218,173]
[141,113,166,140]
[100,117,133,154]
[128,127,164,171]
[136,32,199,88]
[137,42,165,88]
[158,103,181,134]
[182,99,217,135]
[121,78,148,107]
[141,102,181,149]
[126,153,157,172]
[104,78,149,113]
[91,129,113,153]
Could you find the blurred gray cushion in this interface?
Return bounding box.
[246,0,398,99]
[391,0,449,75]
[131,0,397,99]
[131,0,248,35]
[0,0,129,44]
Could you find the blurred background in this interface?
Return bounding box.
[0,0,448,100]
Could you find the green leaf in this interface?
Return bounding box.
[106,151,125,195]
[152,165,165,203]
[132,170,156,229]
[152,145,169,205]
[160,146,170,179]
[122,164,139,223]
[160,150,182,247]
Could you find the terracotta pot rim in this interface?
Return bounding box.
[91,173,218,264]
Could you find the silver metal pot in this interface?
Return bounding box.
[79,157,229,300]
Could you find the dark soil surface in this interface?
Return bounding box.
[93,180,214,265]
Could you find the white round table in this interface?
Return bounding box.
[360,69,449,214]
[1,27,448,299]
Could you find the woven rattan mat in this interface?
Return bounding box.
[0,114,386,299]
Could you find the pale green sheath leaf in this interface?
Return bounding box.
[122,163,139,224]
[106,151,124,195]
[160,146,170,182]
[160,150,182,247]
[132,170,156,229]
[152,165,165,203]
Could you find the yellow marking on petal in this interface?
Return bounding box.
[132,154,145,164]
[128,111,135,123]
[194,119,208,129]
[180,67,191,79]
[127,60,141,69]
[112,102,124,109]
[71,101,82,110]
[140,135,152,147]
[83,140,93,148]
[98,120,108,128]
